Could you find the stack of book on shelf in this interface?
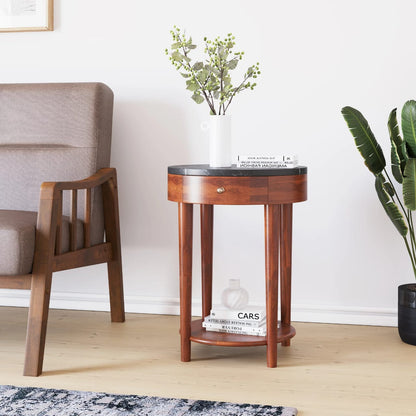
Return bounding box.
[237,155,298,168]
[203,306,266,336]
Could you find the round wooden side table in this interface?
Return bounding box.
[168,164,307,367]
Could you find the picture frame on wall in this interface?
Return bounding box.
[0,0,53,32]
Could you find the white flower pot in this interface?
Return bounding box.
[208,115,232,168]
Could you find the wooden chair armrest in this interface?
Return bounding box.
[39,168,117,195]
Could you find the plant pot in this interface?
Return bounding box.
[398,283,416,345]
[208,115,232,168]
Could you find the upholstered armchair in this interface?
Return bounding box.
[0,83,125,376]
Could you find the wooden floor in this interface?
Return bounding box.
[0,307,415,416]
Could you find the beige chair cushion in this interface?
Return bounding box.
[0,82,114,248]
[0,210,83,275]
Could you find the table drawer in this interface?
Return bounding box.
[171,175,269,205]
[168,173,307,204]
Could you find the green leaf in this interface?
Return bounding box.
[186,79,198,92]
[228,59,238,70]
[180,72,191,78]
[197,69,209,83]
[401,141,409,161]
[188,44,197,49]
[403,158,416,210]
[388,108,402,148]
[341,106,386,175]
[402,100,416,158]
[171,42,181,50]
[388,108,405,183]
[218,45,226,59]
[379,173,395,196]
[391,140,403,183]
[191,93,205,104]
[171,51,183,62]
[375,175,408,236]
[192,62,204,71]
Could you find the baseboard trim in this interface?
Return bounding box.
[0,290,397,327]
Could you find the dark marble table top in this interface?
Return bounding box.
[168,164,307,177]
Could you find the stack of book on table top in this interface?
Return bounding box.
[203,306,266,336]
[237,155,298,168]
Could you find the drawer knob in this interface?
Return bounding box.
[217,186,226,194]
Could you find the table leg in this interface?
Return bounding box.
[201,204,213,320]
[264,204,280,368]
[178,202,193,362]
[280,204,293,347]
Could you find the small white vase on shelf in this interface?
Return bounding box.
[221,279,249,310]
[208,115,232,168]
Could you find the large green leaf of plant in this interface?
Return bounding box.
[391,141,403,183]
[403,158,416,210]
[388,108,405,183]
[401,100,416,158]
[388,108,402,148]
[375,174,408,236]
[342,106,386,174]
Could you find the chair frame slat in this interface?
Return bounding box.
[70,189,78,251]
[55,191,63,255]
[84,188,92,248]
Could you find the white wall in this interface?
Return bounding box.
[1,0,414,326]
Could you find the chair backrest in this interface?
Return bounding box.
[0,82,114,245]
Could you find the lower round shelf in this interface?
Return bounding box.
[189,319,296,347]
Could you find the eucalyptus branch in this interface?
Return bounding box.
[223,71,255,114]
[166,27,260,115]
[179,42,216,114]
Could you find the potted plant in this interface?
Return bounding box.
[165,26,260,167]
[342,102,416,345]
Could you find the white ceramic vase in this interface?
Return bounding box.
[208,115,232,168]
[221,279,249,310]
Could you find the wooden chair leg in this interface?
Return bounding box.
[107,260,125,322]
[23,271,53,377]
[102,172,125,323]
[23,184,58,376]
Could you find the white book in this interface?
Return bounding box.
[237,162,297,168]
[204,327,266,336]
[203,321,267,336]
[237,155,298,169]
[237,155,298,163]
[204,315,266,328]
[210,306,266,322]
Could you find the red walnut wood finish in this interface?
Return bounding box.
[189,319,295,346]
[168,171,307,367]
[264,204,279,367]
[280,204,293,347]
[178,203,193,362]
[0,168,125,376]
[168,174,307,205]
[200,204,213,319]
